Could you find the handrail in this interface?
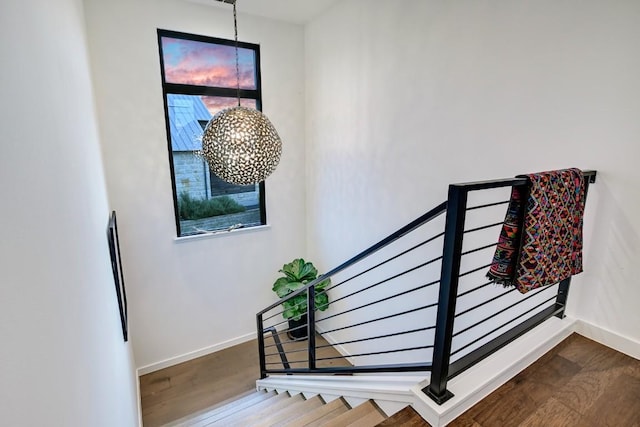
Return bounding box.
[257,200,447,316]
[257,169,597,406]
[449,169,596,191]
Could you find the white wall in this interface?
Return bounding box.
[0,0,139,425]
[306,0,640,350]
[84,0,307,369]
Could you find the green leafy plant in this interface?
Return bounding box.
[272,258,331,321]
[178,192,245,220]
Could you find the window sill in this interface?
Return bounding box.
[174,224,271,243]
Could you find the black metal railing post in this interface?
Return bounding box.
[554,277,572,319]
[424,184,469,404]
[257,314,267,379]
[307,285,317,370]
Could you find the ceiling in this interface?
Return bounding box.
[185,0,343,24]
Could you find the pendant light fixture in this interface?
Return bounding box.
[201,0,282,185]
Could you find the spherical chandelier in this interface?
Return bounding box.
[201,0,282,185]
[202,106,282,185]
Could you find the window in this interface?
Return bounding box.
[158,29,266,237]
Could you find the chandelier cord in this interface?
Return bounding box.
[233,1,240,107]
[201,0,282,186]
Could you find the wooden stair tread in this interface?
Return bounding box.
[208,392,299,425]
[165,390,274,426]
[320,400,386,427]
[303,405,351,427]
[162,389,389,427]
[281,397,349,427]
[265,395,325,426]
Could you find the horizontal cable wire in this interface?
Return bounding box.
[315,325,436,350]
[459,262,492,278]
[262,298,440,349]
[320,302,439,334]
[321,232,445,295]
[263,341,298,351]
[320,256,443,308]
[315,345,434,362]
[261,319,312,343]
[256,203,447,318]
[464,221,504,234]
[263,362,434,374]
[453,285,556,337]
[318,278,440,322]
[461,241,498,256]
[262,317,296,332]
[262,223,446,326]
[264,237,445,325]
[262,338,298,352]
[264,263,442,337]
[264,326,437,358]
[264,350,300,358]
[263,300,439,355]
[455,287,517,318]
[262,307,290,323]
[466,200,510,211]
[265,359,309,366]
[457,280,495,298]
[451,295,557,356]
[262,286,332,324]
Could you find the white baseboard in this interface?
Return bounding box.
[574,319,640,360]
[137,331,256,376]
[136,375,143,427]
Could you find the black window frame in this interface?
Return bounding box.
[157,28,267,237]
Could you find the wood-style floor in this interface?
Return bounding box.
[381,333,640,426]
[140,333,348,426]
[448,333,640,427]
[140,333,640,426]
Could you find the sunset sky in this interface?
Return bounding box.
[161,36,256,89]
[200,96,256,115]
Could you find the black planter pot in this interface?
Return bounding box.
[287,317,308,341]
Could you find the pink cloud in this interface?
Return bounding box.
[165,64,254,88]
[201,96,256,115]
[162,37,256,89]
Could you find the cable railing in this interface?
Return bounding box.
[256,170,596,404]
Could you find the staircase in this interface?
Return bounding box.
[159,170,597,427]
[164,389,390,426]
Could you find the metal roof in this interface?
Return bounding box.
[167,94,212,152]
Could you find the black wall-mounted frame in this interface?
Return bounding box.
[108,210,128,341]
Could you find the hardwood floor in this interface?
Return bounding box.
[449,333,640,426]
[140,333,640,426]
[140,333,348,426]
[382,333,640,426]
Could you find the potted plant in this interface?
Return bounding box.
[272,258,331,340]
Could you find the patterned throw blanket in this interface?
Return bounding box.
[487,168,585,294]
